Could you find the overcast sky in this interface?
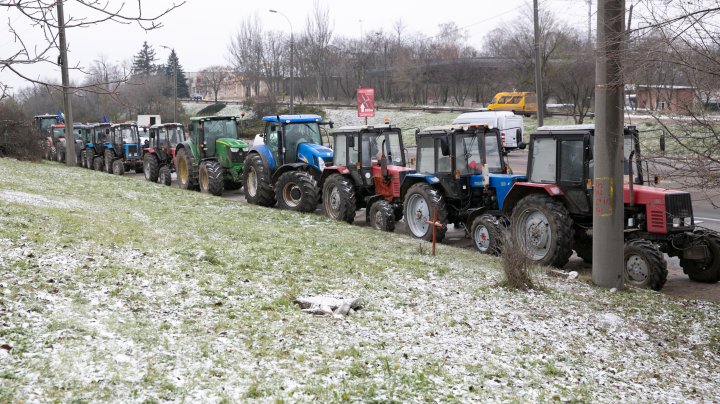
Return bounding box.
[1,0,595,95]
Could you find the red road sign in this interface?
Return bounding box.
[357,88,375,118]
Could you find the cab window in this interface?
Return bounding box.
[416,136,435,173]
[530,137,557,182]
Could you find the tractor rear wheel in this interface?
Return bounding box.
[87,153,95,169]
[93,156,104,172]
[112,159,125,175]
[56,148,65,163]
[369,199,395,232]
[471,214,504,255]
[681,231,720,283]
[322,174,356,224]
[243,153,275,207]
[624,239,668,290]
[176,148,196,190]
[159,165,172,186]
[144,154,159,182]
[104,150,114,173]
[403,183,448,242]
[511,193,574,267]
[80,151,87,168]
[199,160,224,196]
[275,171,318,212]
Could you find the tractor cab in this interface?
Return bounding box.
[110,123,141,161]
[91,123,112,155]
[189,116,244,160]
[33,114,59,137]
[143,123,185,185]
[148,123,184,154]
[413,124,507,201]
[258,115,334,171]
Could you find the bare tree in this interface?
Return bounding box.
[303,0,333,100]
[1,0,184,91]
[200,66,231,102]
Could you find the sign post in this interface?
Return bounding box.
[357,87,375,125]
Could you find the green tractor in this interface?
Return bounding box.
[175,116,249,196]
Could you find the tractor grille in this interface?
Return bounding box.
[126,144,139,159]
[666,192,694,230]
[323,157,333,167]
[230,149,245,164]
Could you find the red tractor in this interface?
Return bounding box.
[320,124,412,231]
[142,123,185,186]
[504,125,719,290]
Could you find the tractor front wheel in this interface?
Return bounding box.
[511,193,574,267]
[93,156,104,172]
[275,171,318,212]
[80,151,87,168]
[104,150,114,173]
[112,159,125,175]
[176,148,196,190]
[199,160,224,196]
[144,154,159,182]
[322,174,356,224]
[159,165,172,186]
[471,214,504,255]
[87,153,95,170]
[369,199,395,232]
[403,183,448,242]
[243,153,275,207]
[681,231,720,283]
[624,239,668,290]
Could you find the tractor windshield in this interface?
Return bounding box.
[204,119,238,143]
[455,134,483,175]
[285,123,321,146]
[51,127,65,139]
[384,132,403,166]
[119,127,138,143]
[40,118,56,130]
[416,136,435,173]
[529,137,557,183]
[160,126,184,147]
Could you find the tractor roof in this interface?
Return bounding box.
[534,124,637,134]
[333,124,397,133]
[150,123,183,129]
[92,122,112,127]
[111,123,137,128]
[190,115,238,122]
[262,114,322,123]
[34,114,58,119]
[419,124,493,134]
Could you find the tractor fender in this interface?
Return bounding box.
[502,182,565,215]
[319,166,351,184]
[249,144,277,172]
[271,163,316,184]
[400,173,440,200]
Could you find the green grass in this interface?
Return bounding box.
[0,158,719,402]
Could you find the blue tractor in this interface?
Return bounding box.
[243,115,334,212]
[104,123,143,175]
[401,124,526,254]
[87,123,112,171]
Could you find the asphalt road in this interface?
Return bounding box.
[124,151,719,302]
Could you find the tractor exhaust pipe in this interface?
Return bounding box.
[628,150,635,207]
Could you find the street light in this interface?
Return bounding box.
[160,45,178,122]
[269,9,294,114]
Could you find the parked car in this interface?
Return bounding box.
[487,92,537,116]
[190,93,203,101]
[452,111,524,153]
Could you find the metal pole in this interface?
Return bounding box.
[533,0,545,127]
[592,0,625,289]
[588,0,592,44]
[57,0,76,166]
[174,61,177,122]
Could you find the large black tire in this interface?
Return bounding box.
[87,153,95,170]
[199,160,225,196]
[104,149,114,174]
[275,171,319,212]
[510,193,574,267]
[403,183,448,242]
[93,156,104,172]
[624,239,668,291]
[144,154,159,182]
[243,153,275,207]
[159,165,172,186]
[176,148,197,190]
[322,174,356,224]
[112,159,125,176]
[471,214,504,255]
[56,147,65,163]
[573,228,593,263]
[368,199,395,232]
[681,231,720,283]
[80,150,87,168]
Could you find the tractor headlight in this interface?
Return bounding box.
[672,217,680,227]
[230,147,239,153]
[242,147,249,152]
[318,157,326,171]
[684,217,692,226]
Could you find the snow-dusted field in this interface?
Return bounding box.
[1,158,718,402]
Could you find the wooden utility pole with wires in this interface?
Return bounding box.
[57,0,76,167]
[592,0,626,289]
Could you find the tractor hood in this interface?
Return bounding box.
[297,142,333,170]
[216,138,249,150]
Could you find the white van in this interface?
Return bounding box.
[452,111,524,152]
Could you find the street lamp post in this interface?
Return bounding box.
[269,9,294,114]
[160,45,178,122]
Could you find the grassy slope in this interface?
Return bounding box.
[1,159,719,402]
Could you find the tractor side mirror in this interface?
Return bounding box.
[105,129,110,135]
[347,135,355,148]
[329,120,334,129]
[143,127,148,133]
[270,124,277,132]
[440,138,450,156]
[518,142,527,150]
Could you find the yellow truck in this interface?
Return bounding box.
[487,92,537,116]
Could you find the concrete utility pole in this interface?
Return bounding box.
[57,0,76,166]
[533,0,544,127]
[592,0,626,289]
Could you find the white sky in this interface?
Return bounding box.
[1,0,595,95]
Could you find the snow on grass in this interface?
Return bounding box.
[1,158,719,401]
